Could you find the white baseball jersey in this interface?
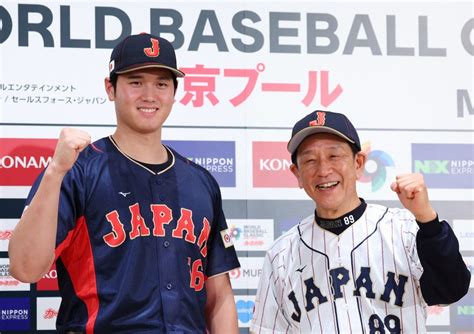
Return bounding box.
[251,204,428,334]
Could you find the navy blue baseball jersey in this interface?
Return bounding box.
[25,136,240,333]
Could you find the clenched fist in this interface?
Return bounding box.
[390,173,437,223]
[48,128,91,175]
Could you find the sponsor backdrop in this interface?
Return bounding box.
[0,0,473,332]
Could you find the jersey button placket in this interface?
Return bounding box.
[154,177,166,201]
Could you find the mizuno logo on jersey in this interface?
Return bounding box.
[296,265,306,273]
[118,192,131,197]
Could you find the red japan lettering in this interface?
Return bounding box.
[150,204,173,236]
[172,208,197,243]
[129,203,151,240]
[197,217,210,257]
[103,210,126,247]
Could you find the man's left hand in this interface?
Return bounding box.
[390,173,437,223]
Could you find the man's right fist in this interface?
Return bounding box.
[49,128,91,175]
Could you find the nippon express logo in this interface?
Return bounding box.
[0,297,30,330]
[164,140,235,187]
[236,299,255,324]
[412,144,474,188]
[359,142,394,191]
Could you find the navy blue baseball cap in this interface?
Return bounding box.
[109,33,185,79]
[287,110,361,155]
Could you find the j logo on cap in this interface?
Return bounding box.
[288,110,361,155]
[108,33,185,79]
[144,38,160,58]
[309,111,326,127]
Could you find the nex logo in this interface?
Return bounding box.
[414,160,449,174]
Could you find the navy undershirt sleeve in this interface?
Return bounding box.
[416,216,471,305]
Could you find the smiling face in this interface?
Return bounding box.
[290,133,366,218]
[105,67,176,137]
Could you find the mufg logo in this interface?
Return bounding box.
[412,144,474,188]
[359,142,394,191]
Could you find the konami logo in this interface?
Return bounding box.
[37,263,59,291]
[0,138,57,186]
[252,142,297,188]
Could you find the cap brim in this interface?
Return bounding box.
[287,126,356,154]
[115,63,185,77]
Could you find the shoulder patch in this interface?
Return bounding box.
[220,229,234,248]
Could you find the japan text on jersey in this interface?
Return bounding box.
[251,205,427,333]
[26,137,240,333]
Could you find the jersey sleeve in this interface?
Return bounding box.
[416,217,471,305]
[250,251,290,334]
[203,177,240,278]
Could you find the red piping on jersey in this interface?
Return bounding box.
[90,143,104,153]
[56,216,99,334]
